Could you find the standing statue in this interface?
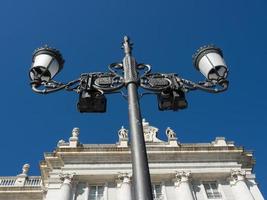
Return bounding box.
[22,164,30,175]
[118,126,128,139]
[72,127,80,138]
[166,127,176,139]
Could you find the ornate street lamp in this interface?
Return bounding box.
[29,36,229,200]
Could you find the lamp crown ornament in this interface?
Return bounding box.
[122,35,133,55]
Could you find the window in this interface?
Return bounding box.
[203,182,222,199]
[152,184,163,200]
[88,185,104,200]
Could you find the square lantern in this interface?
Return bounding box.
[29,46,64,83]
[77,90,107,113]
[193,45,228,81]
[158,90,188,111]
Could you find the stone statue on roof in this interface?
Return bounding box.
[166,127,176,139]
[142,119,163,143]
[118,126,128,140]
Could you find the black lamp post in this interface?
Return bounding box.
[29,36,229,200]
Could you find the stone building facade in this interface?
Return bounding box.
[0,119,264,200]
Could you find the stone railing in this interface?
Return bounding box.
[0,176,42,187]
[25,177,42,186]
[0,177,16,187]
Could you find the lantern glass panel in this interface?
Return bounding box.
[29,67,51,82]
[198,52,227,80]
[198,55,214,79]
[31,54,60,81]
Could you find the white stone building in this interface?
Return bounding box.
[0,119,264,200]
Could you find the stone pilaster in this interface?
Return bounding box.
[59,173,75,200]
[116,173,132,200]
[230,170,255,200]
[173,171,194,200]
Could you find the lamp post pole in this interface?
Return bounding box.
[29,36,229,200]
[122,37,153,200]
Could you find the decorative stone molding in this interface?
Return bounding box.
[212,137,235,146]
[212,137,227,146]
[173,171,191,187]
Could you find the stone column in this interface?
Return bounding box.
[116,173,132,200]
[173,171,194,200]
[59,173,75,200]
[230,170,255,200]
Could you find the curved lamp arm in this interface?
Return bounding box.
[30,78,80,94]
[181,78,229,93]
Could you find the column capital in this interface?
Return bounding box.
[230,169,246,184]
[173,171,191,187]
[59,173,75,185]
[116,172,131,187]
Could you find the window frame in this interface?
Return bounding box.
[88,185,105,200]
[152,183,164,200]
[202,181,222,200]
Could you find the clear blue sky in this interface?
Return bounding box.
[0,0,266,197]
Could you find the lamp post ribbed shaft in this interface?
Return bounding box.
[122,36,153,200]
[127,83,153,200]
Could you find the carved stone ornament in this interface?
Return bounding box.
[142,119,164,142]
[57,139,66,146]
[174,171,191,186]
[118,126,129,140]
[59,173,75,185]
[117,172,131,187]
[231,169,246,182]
